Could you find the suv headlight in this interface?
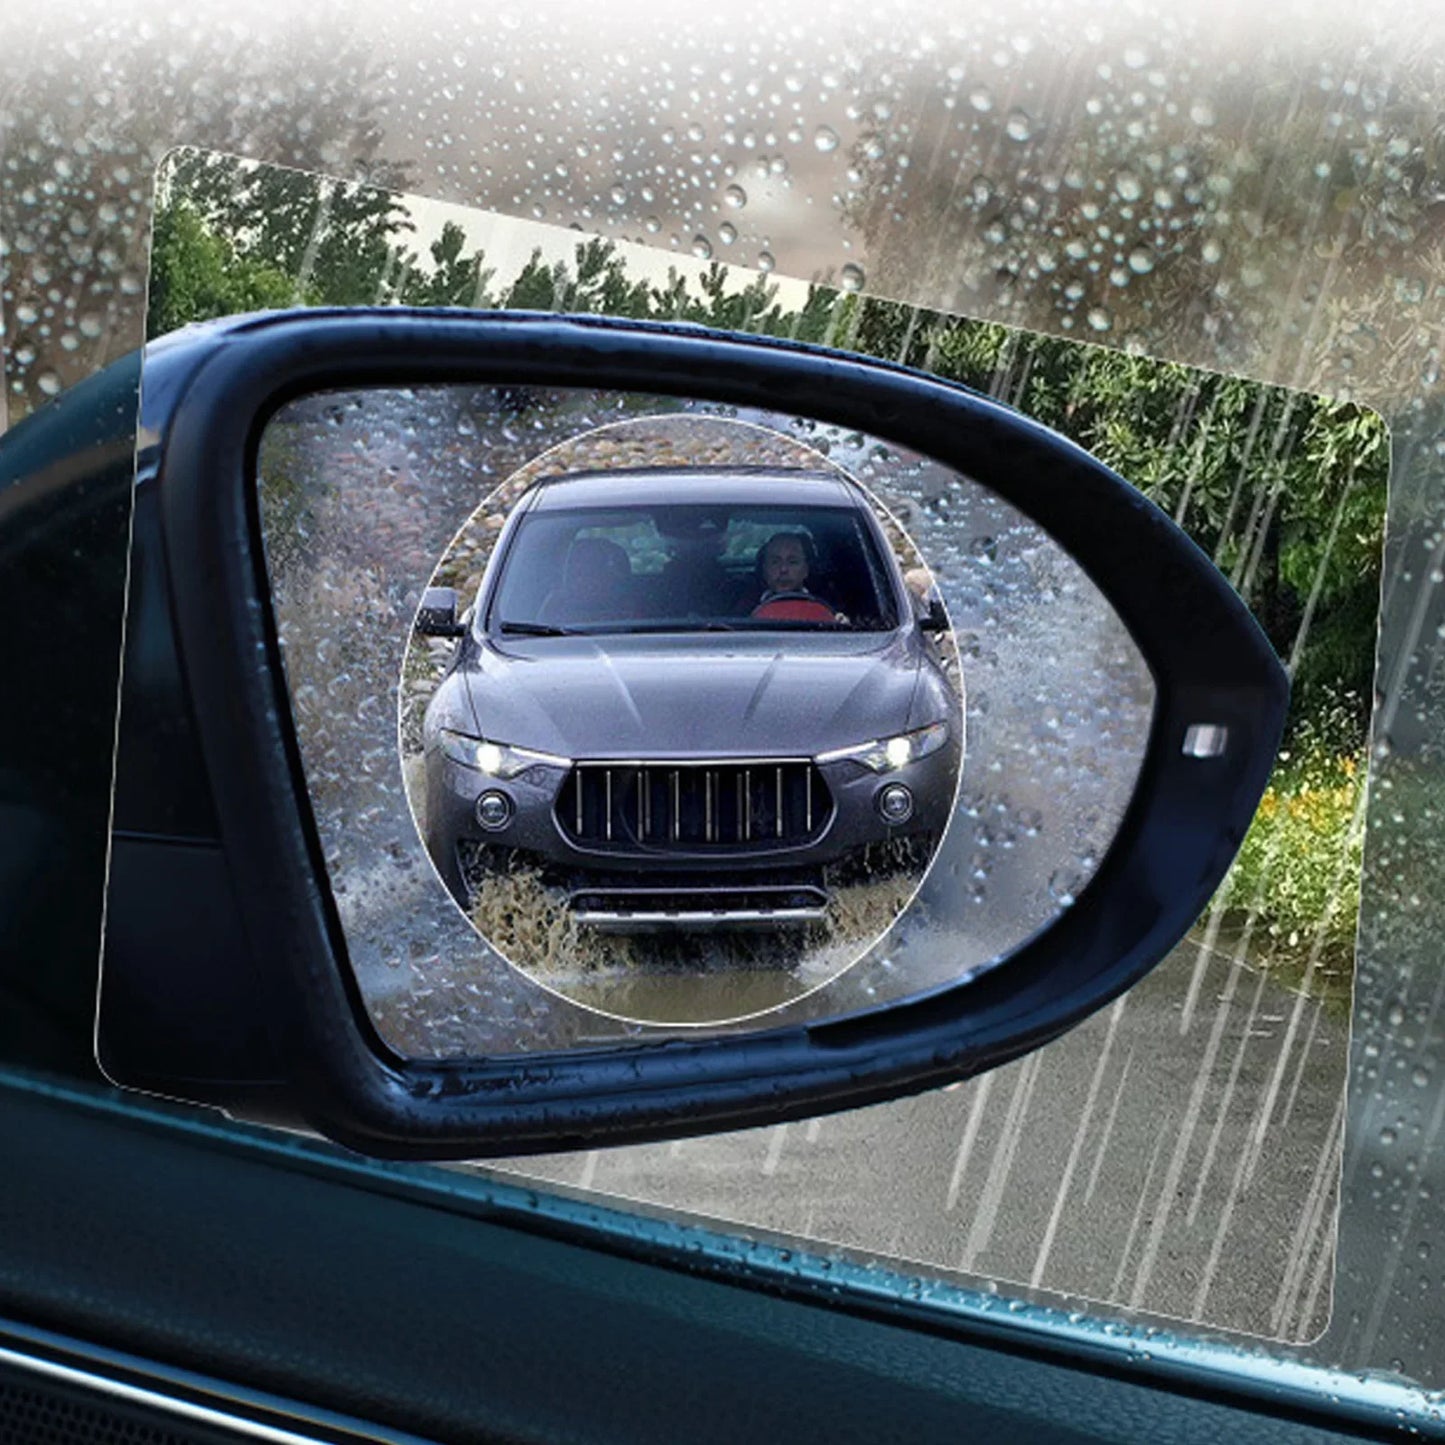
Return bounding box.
[816,721,950,773]
[437,729,570,778]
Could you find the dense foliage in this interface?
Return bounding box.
[1223,695,1367,1006]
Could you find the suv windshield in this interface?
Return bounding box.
[489,500,900,634]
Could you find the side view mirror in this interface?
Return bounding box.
[918,596,949,635]
[90,309,1286,1159]
[415,586,465,636]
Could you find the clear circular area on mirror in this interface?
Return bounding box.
[400,413,966,1024]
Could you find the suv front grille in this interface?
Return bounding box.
[556,759,832,852]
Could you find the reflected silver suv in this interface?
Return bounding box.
[417,467,962,927]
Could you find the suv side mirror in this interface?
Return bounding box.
[919,596,949,634]
[415,586,465,636]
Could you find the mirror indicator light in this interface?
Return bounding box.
[1182,724,1230,759]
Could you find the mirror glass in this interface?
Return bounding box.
[257,388,1154,1047]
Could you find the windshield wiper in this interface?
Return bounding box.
[498,620,573,636]
[607,621,739,634]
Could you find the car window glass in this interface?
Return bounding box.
[576,517,666,574]
[491,503,889,632]
[207,181,1376,1338]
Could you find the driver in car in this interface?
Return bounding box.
[752,531,848,622]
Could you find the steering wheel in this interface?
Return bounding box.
[751,591,839,622]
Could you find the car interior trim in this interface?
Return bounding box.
[0,1330,435,1445]
[3,1070,1435,1442]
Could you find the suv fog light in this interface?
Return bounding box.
[877,783,914,824]
[477,790,514,830]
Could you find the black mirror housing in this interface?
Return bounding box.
[91,309,1287,1159]
[919,596,949,634]
[415,586,464,636]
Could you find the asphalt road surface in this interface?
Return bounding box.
[489,933,1347,1342]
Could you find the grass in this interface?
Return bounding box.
[1218,713,1367,1014]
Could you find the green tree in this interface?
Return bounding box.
[156,149,417,309]
[146,200,297,334]
[396,222,495,308]
[505,249,561,310]
[562,239,653,317]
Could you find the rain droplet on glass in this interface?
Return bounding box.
[1005,110,1033,142]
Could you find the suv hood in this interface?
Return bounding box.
[459,632,923,759]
